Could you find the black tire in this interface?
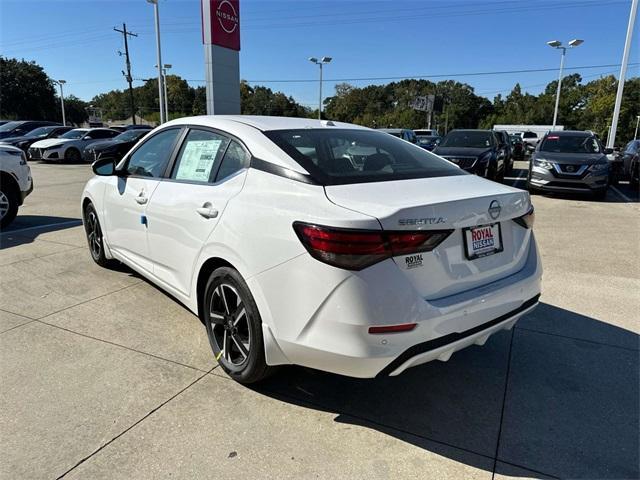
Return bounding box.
[593,188,608,201]
[83,202,112,267]
[630,162,639,188]
[203,267,270,384]
[0,182,19,229]
[65,148,81,163]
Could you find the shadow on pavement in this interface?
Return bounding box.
[0,215,82,248]
[252,303,639,479]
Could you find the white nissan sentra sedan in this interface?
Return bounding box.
[82,116,541,384]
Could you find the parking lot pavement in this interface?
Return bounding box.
[1,162,638,479]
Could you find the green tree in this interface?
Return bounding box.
[62,95,88,126]
[0,56,57,120]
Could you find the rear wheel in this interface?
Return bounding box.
[203,267,271,384]
[0,183,18,229]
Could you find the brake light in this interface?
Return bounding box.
[293,222,453,270]
[513,206,535,229]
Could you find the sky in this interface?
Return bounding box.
[1,0,638,109]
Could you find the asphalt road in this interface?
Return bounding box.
[0,161,638,479]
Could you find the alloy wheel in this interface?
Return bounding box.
[209,283,251,366]
[86,210,102,258]
[0,191,8,220]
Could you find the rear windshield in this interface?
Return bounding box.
[540,135,602,154]
[439,131,495,149]
[522,132,537,138]
[263,128,465,185]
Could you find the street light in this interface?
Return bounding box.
[547,39,584,130]
[634,115,640,140]
[147,0,165,124]
[309,56,332,120]
[155,63,172,120]
[54,80,66,126]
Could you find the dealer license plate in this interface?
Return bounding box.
[464,223,503,260]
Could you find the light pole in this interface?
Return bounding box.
[156,63,172,120]
[147,0,165,124]
[608,0,638,148]
[309,56,332,120]
[634,115,640,140]
[547,39,583,130]
[54,80,67,126]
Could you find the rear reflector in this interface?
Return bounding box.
[369,323,417,334]
[512,206,535,229]
[293,222,453,270]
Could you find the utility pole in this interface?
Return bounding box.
[114,23,138,124]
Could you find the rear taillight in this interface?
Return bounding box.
[513,206,535,229]
[293,222,453,270]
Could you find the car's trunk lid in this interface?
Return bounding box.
[324,175,532,299]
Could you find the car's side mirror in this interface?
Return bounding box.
[604,147,613,154]
[92,158,116,176]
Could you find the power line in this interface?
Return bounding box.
[239,62,640,84]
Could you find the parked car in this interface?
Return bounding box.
[510,134,525,160]
[0,126,74,152]
[0,120,60,140]
[0,145,33,228]
[109,124,153,132]
[433,129,507,182]
[609,140,639,188]
[494,130,513,172]
[527,130,611,199]
[414,129,440,137]
[521,131,539,151]
[29,128,120,162]
[378,128,418,144]
[83,115,541,384]
[83,128,151,163]
[416,135,440,151]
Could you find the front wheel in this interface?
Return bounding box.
[203,267,271,384]
[65,148,81,163]
[84,202,112,267]
[0,184,18,229]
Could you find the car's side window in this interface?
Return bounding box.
[126,128,181,178]
[171,129,228,183]
[216,140,250,182]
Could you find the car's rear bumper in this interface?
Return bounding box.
[252,233,542,378]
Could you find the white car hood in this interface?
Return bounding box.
[30,138,73,148]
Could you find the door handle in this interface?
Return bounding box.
[135,193,148,205]
[196,202,218,219]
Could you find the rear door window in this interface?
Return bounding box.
[171,129,228,183]
[216,140,249,182]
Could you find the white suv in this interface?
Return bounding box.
[0,145,33,228]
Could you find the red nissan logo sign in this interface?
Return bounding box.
[202,0,240,51]
[216,0,238,34]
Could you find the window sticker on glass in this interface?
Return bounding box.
[175,139,222,182]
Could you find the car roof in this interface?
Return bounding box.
[163,115,368,133]
[546,130,592,136]
[158,116,371,174]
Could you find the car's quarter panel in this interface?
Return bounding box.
[187,168,381,317]
[102,176,160,273]
[145,171,247,296]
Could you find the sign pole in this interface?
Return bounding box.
[201,0,241,115]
